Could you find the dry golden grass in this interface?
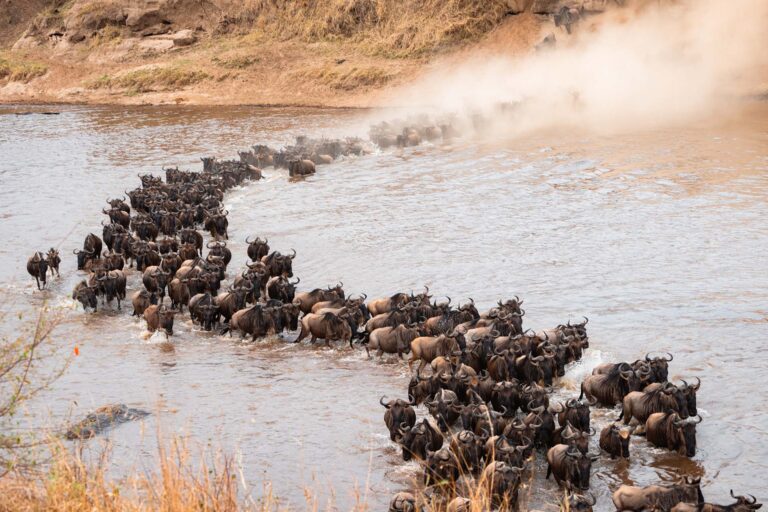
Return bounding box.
[87,67,210,94]
[212,0,511,58]
[0,436,251,512]
[295,65,396,91]
[0,54,47,83]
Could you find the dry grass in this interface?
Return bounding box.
[212,55,261,69]
[87,67,210,94]
[0,435,254,512]
[0,54,47,83]
[212,0,512,58]
[295,65,396,91]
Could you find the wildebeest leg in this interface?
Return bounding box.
[545,464,552,479]
[35,276,41,290]
[417,360,425,376]
[117,298,121,310]
[293,324,308,343]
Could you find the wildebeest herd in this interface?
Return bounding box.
[26,120,760,512]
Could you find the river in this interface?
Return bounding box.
[0,103,766,510]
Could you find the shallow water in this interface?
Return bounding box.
[1,103,766,510]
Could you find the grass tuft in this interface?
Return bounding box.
[296,65,396,91]
[0,56,48,83]
[86,67,210,94]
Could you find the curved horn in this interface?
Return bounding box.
[379,396,391,409]
[289,249,296,259]
[664,352,674,361]
[245,235,253,244]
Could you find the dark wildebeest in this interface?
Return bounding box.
[423,446,459,487]
[389,492,417,512]
[481,461,525,509]
[646,412,701,457]
[554,5,582,34]
[449,429,487,474]
[97,270,127,309]
[261,250,297,278]
[26,252,49,290]
[72,280,98,311]
[227,304,276,341]
[398,418,443,461]
[46,248,61,277]
[380,396,417,442]
[580,362,647,406]
[246,236,270,261]
[612,476,704,511]
[189,292,220,331]
[620,381,688,425]
[215,284,251,323]
[74,233,103,271]
[599,423,631,459]
[288,159,316,177]
[143,305,176,336]
[546,444,598,491]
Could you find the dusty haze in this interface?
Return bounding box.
[379,0,768,137]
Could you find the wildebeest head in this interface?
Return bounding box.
[424,446,459,485]
[73,248,95,270]
[492,380,521,417]
[645,352,673,383]
[381,396,417,442]
[399,418,443,462]
[564,486,596,512]
[280,302,301,331]
[389,492,417,512]
[671,414,701,457]
[678,377,700,417]
[728,490,762,511]
[158,306,176,335]
[601,423,630,458]
[565,447,598,491]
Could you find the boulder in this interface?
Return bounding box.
[126,8,163,31]
[140,23,172,37]
[172,29,196,47]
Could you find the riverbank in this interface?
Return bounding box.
[0,0,542,107]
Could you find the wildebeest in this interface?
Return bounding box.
[620,381,688,425]
[46,248,61,277]
[294,310,352,346]
[554,5,582,34]
[367,291,411,316]
[293,283,343,314]
[203,209,229,240]
[168,278,192,312]
[246,236,270,261]
[553,398,593,432]
[143,305,176,336]
[399,418,443,461]
[646,412,701,457]
[189,292,220,331]
[580,362,645,406]
[366,325,420,359]
[599,423,631,459]
[481,461,525,509]
[388,492,417,512]
[288,159,316,177]
[72,280,98,311]
[227,304,277,340]
[131,290,157,316]
[672,491,762,512]
[426,388,462,432]
[546,444,598,491]
[449,429,487,473]
[97,270,127,309]
[261,250,297,278]
[26,252,49,289]
[216,285,251,322]
[612,477,704,511]
[423,446,459,486]
[408,334,461,374]
[381,396,416,442]
[142,266,171,302]
[74,233,103,270]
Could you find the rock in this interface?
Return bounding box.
[65,404,150,440]
[140,23,171,37]
[172,29,196,47]
[68,32,86,43]
[77,8,126,31]
[126,8,163,31]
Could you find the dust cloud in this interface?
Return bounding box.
[374,0,768,138]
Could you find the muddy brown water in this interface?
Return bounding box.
[0,103,767,510]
